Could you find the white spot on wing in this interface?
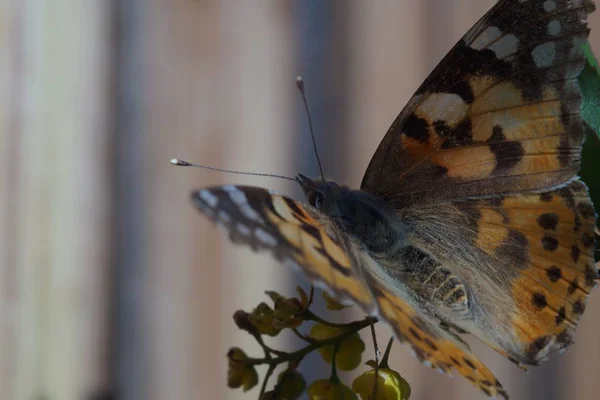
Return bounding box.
[532,41,556,68]
[224,187,247,205]
[543,0,556,12]
[470,26,502,50]
[218,210,231,224]
[416,93,468,126]
[236,223,251,236]
[488,34,519,59]
[199,190,218,208]
[548,20,561,36]
[256,228,278,246]
[240,204,263,223]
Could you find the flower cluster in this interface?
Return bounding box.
[225,286,411,399]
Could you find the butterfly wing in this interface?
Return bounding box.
[400,179,597,365]
[361,0,595,207]
[355,0,597,391]
[192,185,508,398]
[192,185,373,308]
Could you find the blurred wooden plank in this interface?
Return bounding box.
[118,1,296,399]
[5,1,114,399]
[0,2,19,399]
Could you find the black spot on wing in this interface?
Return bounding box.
[440,119,473,149]
[525,336,551,364]
[541,235,559,251]
[585,265,598,287]
[571,245,580,263]
[557,187,576,209]
[433,120,451,137]
[546,266,562,283]
[555,307,566,326]
[404,114,430,144]
[539,192,553,202]
[488,125,524,172]
[577,202,596,219]
[537,213,559,230]
[532,292,547,310]
[572,299,586,316]
[581,232,595,249]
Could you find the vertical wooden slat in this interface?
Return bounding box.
[119,1,296,399]
[6,1,114,399]
[114,1,146,399]
[0,2,19,399]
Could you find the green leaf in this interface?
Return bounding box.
[579,41,600,136]
[578,40,600,261]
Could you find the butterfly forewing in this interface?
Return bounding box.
[192,185,374,309]
[361,0,595,207]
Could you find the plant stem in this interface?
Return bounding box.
[246,316,377,366]
[379,337,394,369]
[259,364,276,398]
[304,310,359,328]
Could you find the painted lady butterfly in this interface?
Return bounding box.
[190,0,598,398]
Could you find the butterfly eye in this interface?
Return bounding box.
[309,191,325,208]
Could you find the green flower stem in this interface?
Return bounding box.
[246,316,377,367]
[330,343,341,382]
[292,328,316,343]
[259,364,276,398]
[379,337,394,369]
[253,332,286,358]
[304,310,365,328]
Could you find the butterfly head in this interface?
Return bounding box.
[296,174,344,211]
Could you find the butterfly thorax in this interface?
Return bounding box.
[297,175,409,256]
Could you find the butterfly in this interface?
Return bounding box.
[190,0,598,398]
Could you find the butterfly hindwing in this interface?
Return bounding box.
[398,178,597,365]
[361,0,595,207]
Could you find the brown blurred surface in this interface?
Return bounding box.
[1,1,599,400]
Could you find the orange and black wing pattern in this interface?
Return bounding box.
[405,178,597,365]
[192,185,373,308]
[192,184,509,398]
[361,0,596,208]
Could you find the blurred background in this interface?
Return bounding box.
[1,1,599,399]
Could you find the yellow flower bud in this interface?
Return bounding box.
[309,323,365,371]
[322,291,350,311]
[233,310,256,334]
[277,370,306,400]
[249,302,281,336]
[266,291,305,329]
[226,348,258,392]
[352,367,411,400]
[307,379,358,400]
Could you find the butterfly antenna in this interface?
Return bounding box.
[170,158,296,182]
[296,76,326,182]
